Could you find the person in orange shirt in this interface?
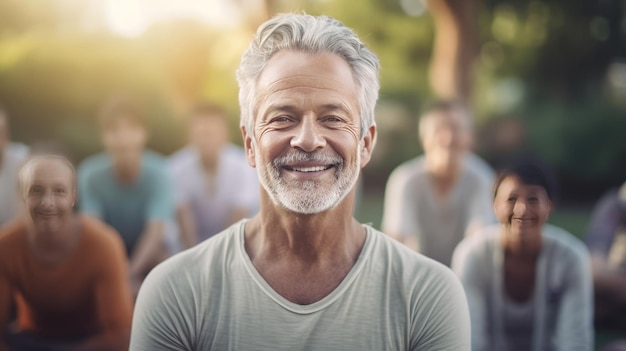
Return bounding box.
[0,154,133,351]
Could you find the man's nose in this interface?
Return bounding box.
[40,192,55,207]
[290,115,326,152]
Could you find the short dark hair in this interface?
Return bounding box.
[98,96,146,130]
[493,158,558,202]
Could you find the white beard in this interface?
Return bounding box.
[257,145,361,214]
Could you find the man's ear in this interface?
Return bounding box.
[241,126,256,168]
[359,124,377,168]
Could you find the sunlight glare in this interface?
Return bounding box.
[103,0,245,37]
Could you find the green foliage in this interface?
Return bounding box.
[0,0,624,204]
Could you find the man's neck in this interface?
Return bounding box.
[426,163,461,199]
[246,196,363,263]
[28,215,81,266]
[112,156,141,184]
[200,153,219,174]
[243,193,365,304]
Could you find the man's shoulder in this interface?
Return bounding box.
[368,226,460,283]
[80,215,126,253]
[144,222,243,284]
[0,220,27,257]
[78,152,110,175]
[142,150,169,168]
[387,156,427,182]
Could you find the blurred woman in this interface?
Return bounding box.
[452,161,593,351]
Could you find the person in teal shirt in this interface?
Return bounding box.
[78,97,174,296]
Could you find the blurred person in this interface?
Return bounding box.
[585,181,626,330]
[0,108,29,227]
[77,97,175,295]
[0,155,133,351]
[452,161,593,351]
[382,100,495,266]
[130,13,470,350]
[168,102,259,249]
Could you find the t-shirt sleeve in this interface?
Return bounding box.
[410,264,471,351]
[451,239,490,351]
[77,164,104,218]
[130,259,194,351]
[554,246,594,351]
[381,167,415,240]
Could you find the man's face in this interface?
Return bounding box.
[243,50,375,214]
[23,159,76,235]
[421,110,468,171]
[102,117,147,160]
[190,115,229,160]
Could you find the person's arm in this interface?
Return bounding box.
[129,164,176,282]
[129,220,165,290]
[585,191,626,296]
[451,240,490,351]
[554,248,594,351]
[176,204,198,249]
[590,253,626,296]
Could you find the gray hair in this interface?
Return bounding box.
[236,13,380,139]
[18,155,77,197]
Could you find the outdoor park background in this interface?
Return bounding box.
[1,0,625,348]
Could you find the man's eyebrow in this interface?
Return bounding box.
[320,103,351,113]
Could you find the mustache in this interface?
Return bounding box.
[273,151,343,167]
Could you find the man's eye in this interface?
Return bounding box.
[322,115,342,123]
[271,116,292,123]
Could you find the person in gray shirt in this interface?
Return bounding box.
[130,13,470,351]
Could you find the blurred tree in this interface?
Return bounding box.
[426,0,480,104]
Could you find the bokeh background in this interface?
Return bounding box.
[1,0,625,238]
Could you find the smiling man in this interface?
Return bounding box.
[0,155,133,351]
[130,13,470,351]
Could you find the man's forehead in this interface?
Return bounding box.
[258,51,355,89]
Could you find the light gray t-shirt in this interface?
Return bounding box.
[382,154,495,266]
[451,224,593,351]
[130,220,471,351]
